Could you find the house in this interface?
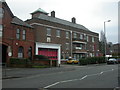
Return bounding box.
[1,0,34,65]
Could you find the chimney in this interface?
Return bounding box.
[72,17,76,23]
[51,11,55,17]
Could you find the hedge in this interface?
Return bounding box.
[79,57,105,65]
[34,55,50,61]
[10,57,29,65]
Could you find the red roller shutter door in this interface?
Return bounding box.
[38,48,58,60]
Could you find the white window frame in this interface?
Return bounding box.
[47,28,51,36]
[66,43,69,50]
[74,33,77,38]
[18,46,24,58]
[22,30,26,40]
[87,35,89,42]
[16,29,20,39]
[92,37,94,42]
[0,25,3,37]
[66,31,69,39]
[80,34,83,40]
[56,30,60,37]
[47,37,51,42]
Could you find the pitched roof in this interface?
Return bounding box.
[11,16,33,28]
[31,8,48,15]
[37,14,90,31]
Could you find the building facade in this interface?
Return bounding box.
[1,0,34,64]
[1,1,100,66]
[26,9,100,61]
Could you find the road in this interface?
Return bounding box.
[2,64,119,89]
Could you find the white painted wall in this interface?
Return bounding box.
[36,42,61,66]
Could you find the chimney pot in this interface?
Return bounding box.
[51,11,55,17]
[72,17,76,23]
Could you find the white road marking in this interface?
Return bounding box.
[80,75,87,80]
[100,72,103,74]
[44,82,60,88]
[43,68,116,89]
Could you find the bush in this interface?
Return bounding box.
[79,57,106,65]
[34,55,50,61]
[10,57,28,65]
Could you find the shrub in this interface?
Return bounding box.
[79,57,106,65]
[10,57,28,65]
[34,55,50,61]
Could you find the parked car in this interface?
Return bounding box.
[107,58,117,64]
[67,58,79,64]
[116,58,120,64]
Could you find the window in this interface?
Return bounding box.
[47,28,51,36]
[66,43,69,50]
[84,34,86,40]
[66,31,69,39]
[16,29,20,39]
[0,25,3,37]
[74,33,77,38]
[18,46,24,58]
[28,47,32,60]
[92,37,94,42]
[80,44,82,49]
[92,45,95,51]
[0,8,4,18]
[80,34,83,40]
[56,30,60,37]
[22,30,26,40]
[87,36,89,42]
[47,37,51,42]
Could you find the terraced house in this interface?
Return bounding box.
[26,8,100,62]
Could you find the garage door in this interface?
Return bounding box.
[38,48,58,60]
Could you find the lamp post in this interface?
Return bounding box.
[70,31,73,58]
[104,20,111,61]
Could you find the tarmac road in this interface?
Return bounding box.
[2,64,120,89]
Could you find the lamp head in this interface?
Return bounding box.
[107,20,111,22]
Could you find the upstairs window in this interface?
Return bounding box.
[80,34,83,40]
[73,33,77,38]
[56,30,60,37]
[22,30,26,40]
[0,25,3,37]
[0,8,4,19]
[47,28,51,36]
[16,29,20,39]
[92,37,94,42]
[66,43,69,50]
[84,34,87,40]
[87,36,89,42]
[66,31,69,39]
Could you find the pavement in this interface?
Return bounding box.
[2,64,78,79]
[2,63,107,79]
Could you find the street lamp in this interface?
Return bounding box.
[70,31,73,58]
[104,20,111,61]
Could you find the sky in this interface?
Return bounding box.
[5,0,119,44]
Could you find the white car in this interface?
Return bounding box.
[107,58,117,64]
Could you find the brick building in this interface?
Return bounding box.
[26,8,100,63]
[1,0,100,66]
[1,0,34,64]
[112,43,120,56]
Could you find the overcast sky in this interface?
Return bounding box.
[5,0,119,44]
